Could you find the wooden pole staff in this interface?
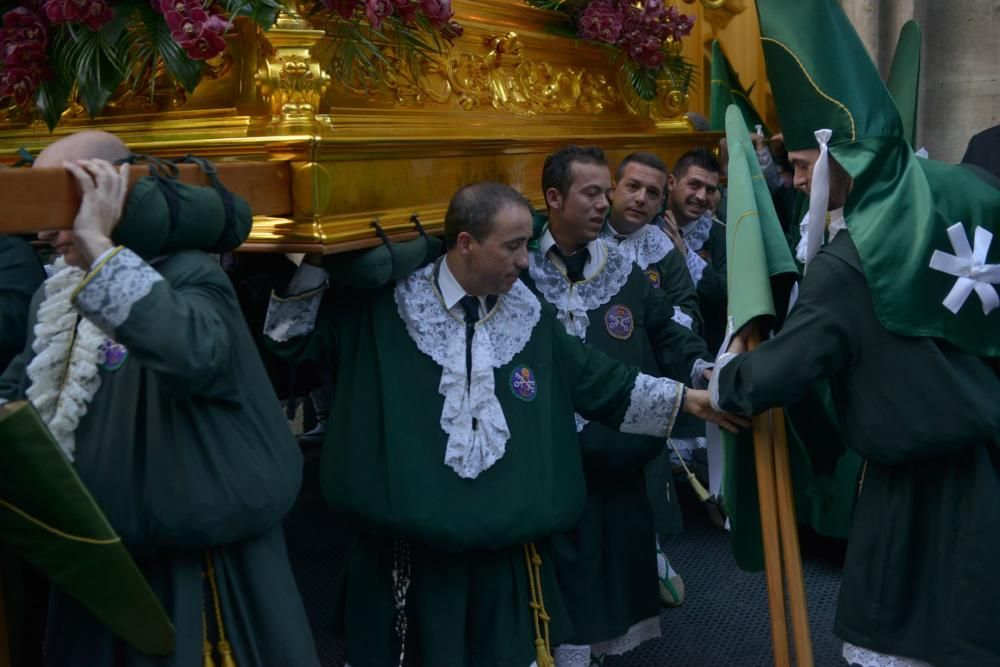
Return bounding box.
[771,408,814,667]
[747,324,815,667]
[748,327,791,667]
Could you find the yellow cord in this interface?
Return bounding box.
[202,608,216,667]
[523,543,554,667]
[204,551,238,667]
[667,440,711,502]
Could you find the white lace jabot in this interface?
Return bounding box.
[528,237,632,340]
[603,222,674,270]
[394,263,542,480]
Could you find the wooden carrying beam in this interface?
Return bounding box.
[0,162,292,235]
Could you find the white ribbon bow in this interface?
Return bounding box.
[929,222,1000,315]
[804,129,833,269]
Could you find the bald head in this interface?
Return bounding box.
[33,130,129,168]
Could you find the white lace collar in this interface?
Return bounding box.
[528,237,632,340]
[603,222,673,270]
[795,208,846,263]
[536,227,605,280]
[25,258,105,461]
[680,213,713,252]
[394,262,542,479]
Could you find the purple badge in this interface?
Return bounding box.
[604,304,634,340]
[644,269,661,288]
[509,366,537,402]
[99,340,128,372]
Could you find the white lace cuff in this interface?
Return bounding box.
[691,358,713,389]
[709,352,739,411]
[685,248,708,285]
[671,306,693,330]
[621,374,683,438]
[264,288,325,343]
[842,642,934,667]
[72,247,163,335]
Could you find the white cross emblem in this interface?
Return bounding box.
[928,222,1000,315]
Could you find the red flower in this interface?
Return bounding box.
[578,0,622,44]
[392,0,417,24]
[0,63,48,106]
[418,0,453,28]
[181,29,226,59]
[44,0,114,31]
[363,0,393,29]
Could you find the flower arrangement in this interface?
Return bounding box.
[0,0,462,129]
[524,0,695,101]
[313,0,462,91]
[0,0,282,129]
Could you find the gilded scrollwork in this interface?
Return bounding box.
[256,13,332,132]
[339,32,619,115]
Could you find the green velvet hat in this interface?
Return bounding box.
[886,20,922,148]
[757,0,1000,358]
[113,157,253,259]
[709,41,769,136]
[0,401,175,656]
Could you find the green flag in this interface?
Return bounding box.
[720,105,800,570]
[0,401,175,656]
[710,41,769,135]
[886,20,922,148]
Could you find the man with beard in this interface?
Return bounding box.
[661,148,728,354]
[0,131,319,667]
[265,180,743,667]
[524,146,716,664]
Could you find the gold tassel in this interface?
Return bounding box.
[217,640,238,667]
[202,609,218,667]
[523,543,554,667]
[204,551,239,667]
[668,439,712,503]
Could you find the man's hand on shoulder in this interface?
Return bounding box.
[682,388,749,433]
[64,159,129,268]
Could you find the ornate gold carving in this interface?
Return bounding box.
[339,32,619,115]
[255,10,332,133]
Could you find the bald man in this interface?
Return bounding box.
[0,131,319,666]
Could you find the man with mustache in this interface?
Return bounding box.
[265,180,744,667]
[524,146,718,664]
[661,148,728,354]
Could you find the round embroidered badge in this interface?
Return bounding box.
[644,269,661,288]
[604,304,634,340]
[99,340,128,372]
[509,366,537,402]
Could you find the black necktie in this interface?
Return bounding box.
[614,234,627,244]
[550,246,590,282]
[458,294,496,432]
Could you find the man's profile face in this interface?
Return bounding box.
[547,161,611,247]
[610,162,667,234]
[667,165,719,224]
[465,204,532,295]
[788,148,820,195]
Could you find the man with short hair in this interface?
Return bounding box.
[524,146,717,664]
[604,151,704,606]
[266,180,742,667]
[661,148,728,353]
[0,130,319,667]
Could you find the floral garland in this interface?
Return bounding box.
[524,0,695,100]
[0,0,462,128]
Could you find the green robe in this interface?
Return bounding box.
[675,215,728,353]
[0,249,317,667]
[0,236,44,372]
[267,260,685,667]
[523,240,708,650]
[715,233,1000,666]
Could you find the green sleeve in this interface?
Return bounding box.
[714,250,860,415]
[697,222,728,306]
[643,279,711,382]
[263,284,340,370]
[0,236,44,371]
[659,249,703,334]
[71,248,241,401]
